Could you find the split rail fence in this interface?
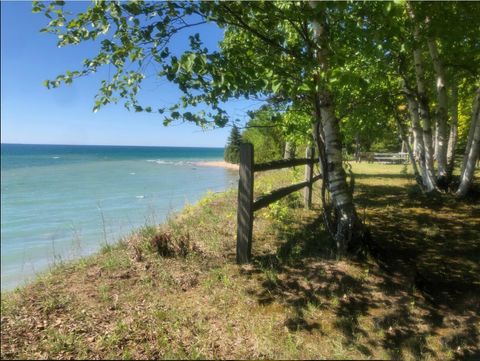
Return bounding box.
[236,143,322,264]
[357,152,409,164]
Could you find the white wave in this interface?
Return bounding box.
[129,172,136,175]
[51,156,60,159]
[146,159,194,166]
[135,195,145,199]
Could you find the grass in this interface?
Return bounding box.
[1,163,479,360]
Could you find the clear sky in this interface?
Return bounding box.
[1,1,262,147]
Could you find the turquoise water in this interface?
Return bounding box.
[1,144,237,290]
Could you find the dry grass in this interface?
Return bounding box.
[1,164,479,360]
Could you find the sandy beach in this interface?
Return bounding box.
[193,161,239,170]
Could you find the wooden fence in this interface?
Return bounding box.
[358,152,409,164]
[236,143,322,264]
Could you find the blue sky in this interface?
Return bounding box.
[1,1,262,147]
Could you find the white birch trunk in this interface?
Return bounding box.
[404,86,435,191]
[414,51,436,187]
[457,87,480,196]
[446,81,458,179]
[412,129,418,159]
[393,105,421,182]
[461,87,480,172]
[428,39,448,178]
[310,1,358,254]
[408,2,437,190]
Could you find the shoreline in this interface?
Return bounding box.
[193,160,239,170]
[1,155,237,291]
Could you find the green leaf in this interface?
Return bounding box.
[182,53,196,73]
[272,80,282,93]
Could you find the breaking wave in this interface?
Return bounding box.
[146,159,195,166]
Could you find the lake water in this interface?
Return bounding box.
[1,144,237,291]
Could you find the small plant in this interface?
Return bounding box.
[263,268,279,287]
[358,267,370,282]
[409,298,416,311]
[139,225,158,242]
[204,268,231,288]
[149,231,198,258]
[284,333,298,356]
[46,329,80,354]
[266,200,290,225]
[102,252,131,271]
[97,284,110,302]
[40,293,71,314]
[331,296,340,307]
[422,224,441,238]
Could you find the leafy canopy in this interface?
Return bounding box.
[33,1,479,152]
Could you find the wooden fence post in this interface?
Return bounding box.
[304,147,314,209]
[237,143,254,264]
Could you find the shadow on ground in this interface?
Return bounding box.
[242,171,480,360]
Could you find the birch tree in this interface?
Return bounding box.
[407,1,480,195]
[457,86,480,197]
[363,1,479,195]
[427,37,448,180]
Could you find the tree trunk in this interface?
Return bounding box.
[403,80,436,191]
[310,1,363,255]
[411,127,418,159]
[414,53,436,187]
[284,142,295,159]
[428,39,449,179]
[393,104,422,186]
[355,133,361,162]
[320,96,357,254]
[446,81,458,180]
[457,87,480,197]
[461,87,480,172]
[408,3,437,191]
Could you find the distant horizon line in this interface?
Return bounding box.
[1,142,225,149]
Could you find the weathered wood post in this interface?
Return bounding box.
[237,143,254,264]
[303,147,314,209]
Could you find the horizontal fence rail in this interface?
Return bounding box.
[253,180,310,211]
[312,174,322,183]
[373,152,408,164]
[237,143,321,264]
[358,152,408,163]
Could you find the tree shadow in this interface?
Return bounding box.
[354,173,413,180]
[355,181,480,308]
[240,174,479,358]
